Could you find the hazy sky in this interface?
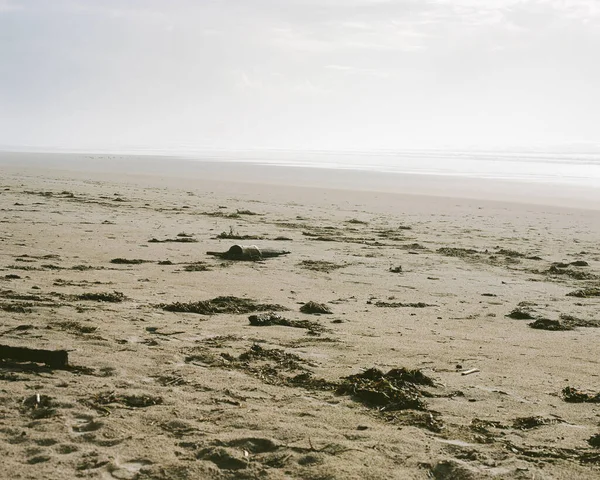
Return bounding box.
[1,0,599,151]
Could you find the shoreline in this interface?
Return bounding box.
[1,150,599,211]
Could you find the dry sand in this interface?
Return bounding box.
[0,153,599,479]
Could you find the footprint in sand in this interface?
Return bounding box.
[70,414,104,434]
[106,459,152,480]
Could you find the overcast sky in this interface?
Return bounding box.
[1,0,599,152]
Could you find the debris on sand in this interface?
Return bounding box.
[437,247,478,257]
[207,245,290,261]
[559,314,600,328]
[85,391,163,410]
[566,287,600,298]
[389,266,403,273]
[110,258,149,265]
[148,237,198,243]
[300,301,332,314]
[158,296,287,315]
[237,344,309,371]
[528,318,573,331]
[570,260,589,267]
[75,291,126,302]
[299,260,347,273]
[507,308,535,320]
[215,227,264,240]
[21,394,56,419]
[183,262,211,272]
[0,344,68,368]
[375,301,432,308]
[248,312,327,334]
[562,386,600,403]
[336,367,435,411]
[513,416,560,430]
[544,266,597,280]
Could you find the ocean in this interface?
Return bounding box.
[182,149,600,189]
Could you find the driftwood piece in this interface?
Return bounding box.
[207,245,290,261]
[0,344,68,368]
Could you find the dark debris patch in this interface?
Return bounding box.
[148,237,198,243]
[158,296,287,315]
[110,258,150,265]
[75,291,126,302]
[248,312,327,334]
[374,301,432,308]
[559,314,600,329]
[437,247,478,257]
[562,386,600,403]
[544,266,597,280]
[528,318,573,331]
[513,416,561,430]
[566,288,600,298]
[507,308,535,320]
[21,394,57,419]
[298,260,347,273]
[183,262,211,272]
[299,301,332,314]
[335,367,435,412]
[84,391,163,410]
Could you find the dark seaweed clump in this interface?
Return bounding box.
[336,367,435,411]
[75,291,126,303]
[299,301,332,314]
[507,308,535,320]
[528,318,573,331]
[562,386,600,403]
[110,258,148,265]
[159,296,287,315]
[566,288,600,298]
[375,301,431,308]
[248,312,326,334]
[437,247,478,257]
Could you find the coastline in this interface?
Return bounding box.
[1,150,599,211]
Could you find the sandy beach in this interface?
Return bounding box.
[1,153,599,479]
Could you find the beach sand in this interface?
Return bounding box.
[0,153,599,479]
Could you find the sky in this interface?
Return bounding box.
[1,0,599,152]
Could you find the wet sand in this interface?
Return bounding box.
[0,153,599,479]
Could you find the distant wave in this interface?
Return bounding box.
[181,149,600,188]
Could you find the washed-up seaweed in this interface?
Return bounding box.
[528,318,573,331]
[84,391,163,410]
[75,291,126,302]
[158,296,287,315]
[507,308,535,320]
[110,258,149,264]
[248,313,327,334]
[148,237,198,243]
[299,260,347,273]
[335,367,434,411]
[183,262,211,272]
[566,288,600,298]
[374,301,432,308]
[299,301,332,314]
[513,416,561,430]
[437,247,478,257]
[544,266,597,280]
[562,386,600,403]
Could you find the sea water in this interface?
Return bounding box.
[186,148,600,189]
